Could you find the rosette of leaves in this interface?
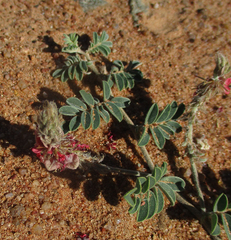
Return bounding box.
[59,89,130,132]
[88,31,112,56]
[52,55,90,82]
[209,193,231,238]
[138,101,185,149]
[107,60,143,91]
[52,31,112,82]
[124,162,185,222]
[62,33,80,53]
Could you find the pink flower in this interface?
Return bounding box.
[106,132,117,150]
[32,133,82,171]
[224,78,231,94]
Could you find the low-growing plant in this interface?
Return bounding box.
[32,31,231,239]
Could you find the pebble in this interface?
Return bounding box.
[31,223,43,235]
[5,192,14,198]
[32,180,40,187]
[19,168,27,176]
[10,205,24,217]
[18,79,27,90]
[41,201,53,211]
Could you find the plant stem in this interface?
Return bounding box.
[85,56,155,171]
[186,106,206,212]
[92,162,150,177]
[120,108,154,171]
[81,56,216,237]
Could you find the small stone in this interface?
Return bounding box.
[31,223,43,235]
[32,180,40,187]
[10,205,24,217]
[19,168,27,176]
[18,79,27,90]
[41,201,53,211]
[5,192,14,198]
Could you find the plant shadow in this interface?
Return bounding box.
[0,117,35,157]
[54,151,136,206]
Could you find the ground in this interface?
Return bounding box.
[0,0,231,239]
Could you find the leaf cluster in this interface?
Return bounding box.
[107,60,143,91]
[59,90,130,132]
[124,162,185,222]
[52,55,91,82]
[138,101,185,149]
[209,193,231,238]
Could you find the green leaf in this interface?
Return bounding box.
[158,124,174,137]
[160,162,168,176]
[166,120,182,133]
[80,90,95,107]
[165,101,178,121]
[100,30,109,41]
[129,197,141,214]
[210,213,220,236]
[63,33,78,46]
[98,45,110,56]
[146,191,157,219]
[104,102,123,122]
[61,69,69,82]
[172,103,185,120]
[113,60,124,69]
[157,182,176,206]
[59,106,79,116]
[81,111,91,130]
[213,193,228,212]
[113,73,124,91]
[137,197,149,222]
[91,108,100,130]
[142,177,150,194]
[74,65,82,81]
[152,166,162,182]
[138,127,150,147]
[145,103,159,125]
[221,213,231,239]
[68,65,75,80]
[69,115,81,131]
[103,81,111,101]
[97,105,110,123]
[134,177,146,194]
[153,187,164,214]
[52,68,63,78]
[126,60,142,70]
[150,126,166,149]
[156,104,170,123]
[148,176,156,189]
[66,97,87,111]
[62,120,70,134]
[124,188,137,206]
[161,176,186,192]
[79,61,88,72]
[157,126,170,140]
[89,31,112,56]
[111,97,131,108]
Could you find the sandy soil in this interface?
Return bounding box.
[0,0,231,239]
